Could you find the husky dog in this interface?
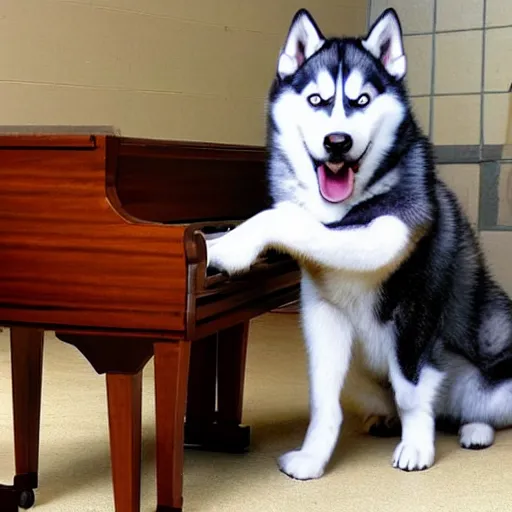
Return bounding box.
[206,8,512,478]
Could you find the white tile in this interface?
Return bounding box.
[370,0,434,34]
[435,31,483,94]
[484,93,511,145]
[486,0,512,27]
[436,0,484,31]
[433,95,481,145]
[438,164,480,227]
[403,35,432,95]
[485,28,512,92]
[480,231,512,296]
[410,96,431,134]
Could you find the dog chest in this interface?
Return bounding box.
[313,270,394,376]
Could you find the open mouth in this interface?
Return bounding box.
[317,161,359,203]
[314,144,370,203]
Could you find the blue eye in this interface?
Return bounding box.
[307,94,334,107]
[353,93,370,108]
[308,94,322,106]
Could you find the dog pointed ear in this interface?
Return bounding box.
[277,9,325,80]
[363,8,406,80]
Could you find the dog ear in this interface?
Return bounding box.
[363,8,406,80]
[277,9,325,80]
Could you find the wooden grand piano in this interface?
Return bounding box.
[0,129,300,512]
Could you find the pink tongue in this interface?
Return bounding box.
[318,164,355,202]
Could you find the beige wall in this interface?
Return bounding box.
[0,0,367,145]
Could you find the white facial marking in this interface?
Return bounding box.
[332,67,345,118]
[344,70,364,100]
[302,70,336,104]
[316,70,336,100]
[302,82,317,97]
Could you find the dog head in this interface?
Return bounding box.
[267,8,413,222]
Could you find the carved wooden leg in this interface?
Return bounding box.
[56,333,153,512]
[106,373,142,512]
[154,341,191,512]
[11,327,44,509]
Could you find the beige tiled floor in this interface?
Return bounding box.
[1,314,511,512]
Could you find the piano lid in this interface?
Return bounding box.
[0,129,273,225]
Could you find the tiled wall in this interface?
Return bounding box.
[369,0,511,144]
[369,0,512,295]
[0,0,367,146]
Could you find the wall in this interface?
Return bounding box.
[0,0,367,145]
[369,0,512,294]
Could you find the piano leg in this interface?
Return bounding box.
[10,327,44,510]
[184,323,251,453]
[184,334,217,446]
[56,334,153,512]
[106,373,142,512]
[216,322,251,451]
[154,341,191,512]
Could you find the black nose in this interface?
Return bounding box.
[323,132,353,155]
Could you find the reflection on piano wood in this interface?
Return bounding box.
[0,132,300,512]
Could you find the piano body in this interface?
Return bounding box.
[0,131,300,512]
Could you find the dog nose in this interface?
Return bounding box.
[323,133,353,155]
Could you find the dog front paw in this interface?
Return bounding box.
[459,423,495,450]
[392,441,434,471]
[206,235,260,276]
[278,450,326,480]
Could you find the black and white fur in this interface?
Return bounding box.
[206,8,512,478]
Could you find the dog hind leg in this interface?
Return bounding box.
[342,355,401,437]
